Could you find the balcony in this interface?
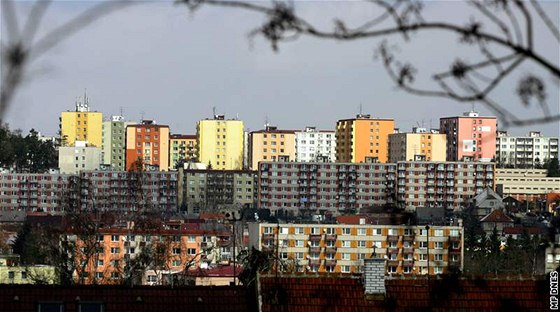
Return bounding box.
[324,259,337,267]
[262,233,275,240]
[308,246,321,253]
[325,234,337,241]
[309,234,322,241]
[308,259,321,266]
[402,247,414,254]
[402,260,414,267]
[324,247,337,254]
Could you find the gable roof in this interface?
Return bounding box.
[480,209,514,223]
[474,187,502,204]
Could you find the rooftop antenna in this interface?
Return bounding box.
[119,106,124,117]
[140,111,145,122]
[359,103,363,116]
[471,102,475,112]
[265,115,269,128]
[212,106,216,118]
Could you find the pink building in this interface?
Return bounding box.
[440,111,497,162]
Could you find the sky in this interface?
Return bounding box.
[3,0,559,137]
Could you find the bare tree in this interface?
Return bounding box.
[0,0,136,121]
[182,0,559,128]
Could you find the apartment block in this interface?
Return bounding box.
[388,128,446,162]
[0,173,71,212]
[178,168,257,214]
[77,170,178,212]
[248,221,463,275]
[125,120,170,171]
[495,168,560,204]
[102,116,133,171]
[496,131,559,168]
[0,171,177,213]
[295,127,336,162]
[258,160,495,214]
[249,126,296,170]
[64,222,233,284]
[58,141,102,174]
[169,134,197,169]
[59,94,103,147]
[258,162,396,214]
[439,111,497,162]
[336,114,395,163]
[395,161,495,210]
[197,115,244,170]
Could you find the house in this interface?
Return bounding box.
[473,187,504,218]
[0,254,58,284]
[502,196,522,213]
[502,225,545,240]
[479,209,514,236]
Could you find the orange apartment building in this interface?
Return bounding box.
[336,114,395,163]
[126,120,170,171]
[249,126,296,170]
[66,223,232,285]
[249,218,463,275]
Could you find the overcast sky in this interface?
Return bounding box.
[3,0,559,137]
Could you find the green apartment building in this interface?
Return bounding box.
[101,116,133,170]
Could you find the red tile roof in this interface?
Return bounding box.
[479,209,514,223]
[259,275,548,312]
[502,226,545,235]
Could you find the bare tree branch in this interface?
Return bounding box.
[530,0,560,42]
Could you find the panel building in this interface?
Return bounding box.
[295,127,336,163]
[197,115,244,170]
[495,131,559,168]
[439,111,497,162]
[169,134,197,169]
[59,94,103,147]
[58,141,102,174]
[388,128,446,162]
[178,168,257,214]
[495,168,560,202]
[249,221,463,275]
[102,116,133,171]
[336,114,395,163]
[125,120,170,171]
[249,126,296,170]
[0,173,71,213]
[258,160,495,215]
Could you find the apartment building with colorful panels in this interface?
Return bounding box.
[64,222,233,285]
[248,218,463,275]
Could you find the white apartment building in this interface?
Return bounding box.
[58,141,102,174]
[295,127,336,162]
[495,168,560,203]
[496,131,559,168]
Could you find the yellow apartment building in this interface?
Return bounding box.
[197,115,244,170]
[249,126,296,170]
[388,128,447,162]
[59,94,102,147]
[336,114,395,163]
[249,219,463,275]
[169,134,197,169]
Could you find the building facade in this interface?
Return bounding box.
[64,223,232,285]
[102,116,133,171]
[336,115,395,163]
[197,115,244,170]
[248,221,463,275]
[394,161,495,210]
[59,94,103,147]
[249,126,296,170]
[125,120,170,171]
[258,162,396,215]
[439,111,497,162]
[495,168,560,202]
[58,141,102,174]
[257,160,495,214]
[495,131,559,168]
[169,134,197,170]
[0,173,71,212]
[295,127,336,163]
[388,128,446,162]
[178,168,257,214]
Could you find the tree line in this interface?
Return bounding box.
[0,124,57,173]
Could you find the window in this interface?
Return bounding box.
[188,235,196,242]
[172,260,181,267]
[357,241,366,247]
[450,229,459,237]
[342,228,351,235]
[78,302,105,312]
[435,242,444,249]
[419,254,428,261]
[280,227,289,234]
[111,272,119,279]
[388,266,397,273]
[172,248,181,255]
[97,260,104,266]
[37,302,64,312]
[295,240,304,247]
[419,241,428,248]
[95,272,103,279]
[341,265,351,273]
[373,229,382,235]
[357,228,366,236]
[111,247,120,254]
[342,240,351,247]
[296,252,304,259]
[434,229,443,237]
[111,235,119,242]
[434,254,443,261]
[21,271,27,279]
[434,266,443,274]
[187,248,196,255]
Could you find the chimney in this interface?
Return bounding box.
[363,258,386,297]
